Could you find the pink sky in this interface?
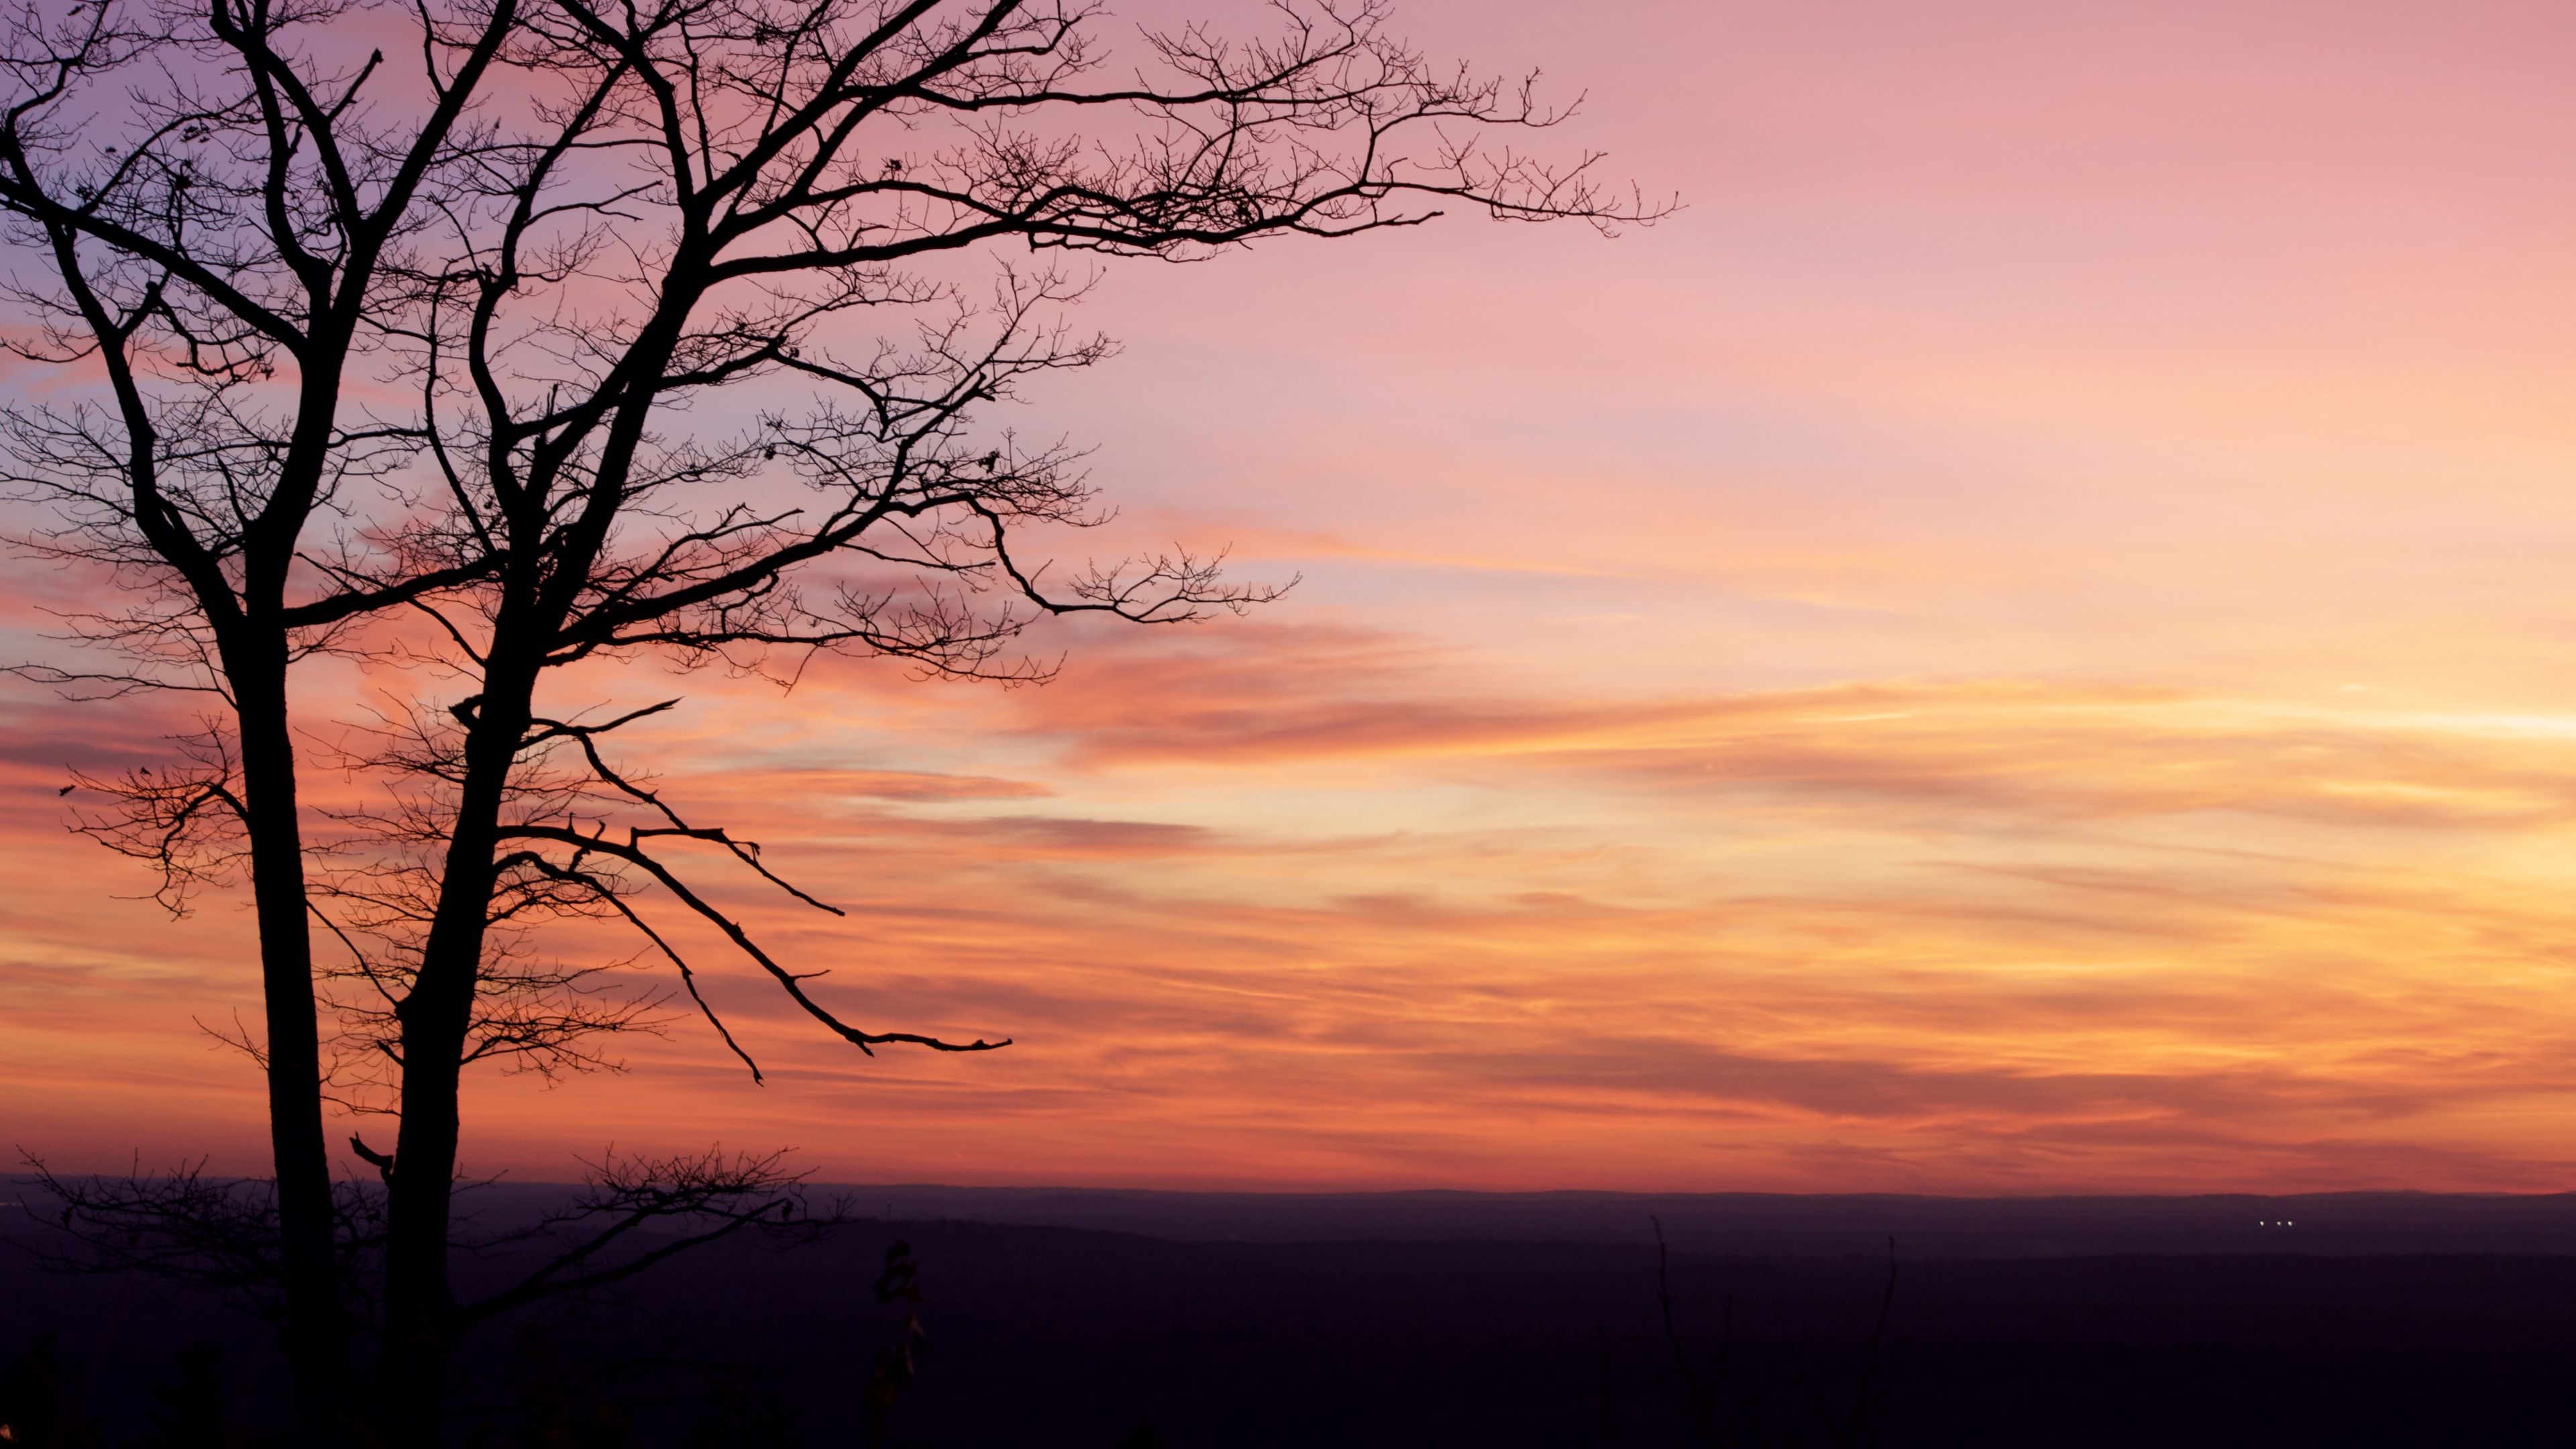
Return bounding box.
[10,0,2576,1192]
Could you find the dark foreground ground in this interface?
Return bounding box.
[9,1187,2576,1446]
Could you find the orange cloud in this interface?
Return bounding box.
[16,618,2576,1193]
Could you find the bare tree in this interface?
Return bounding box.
[0,0,1659,1440]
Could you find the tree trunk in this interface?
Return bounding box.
[227,634,346,1445]
[380,653,537,1445]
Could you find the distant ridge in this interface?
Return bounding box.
[14,1181,2576,1256]
[794,1185,2576,1257]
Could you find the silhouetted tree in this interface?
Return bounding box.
[0,0,1658,1440]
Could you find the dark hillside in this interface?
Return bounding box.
[8,1189,2576,1446]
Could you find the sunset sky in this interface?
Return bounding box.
[11,0,2576,1193]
